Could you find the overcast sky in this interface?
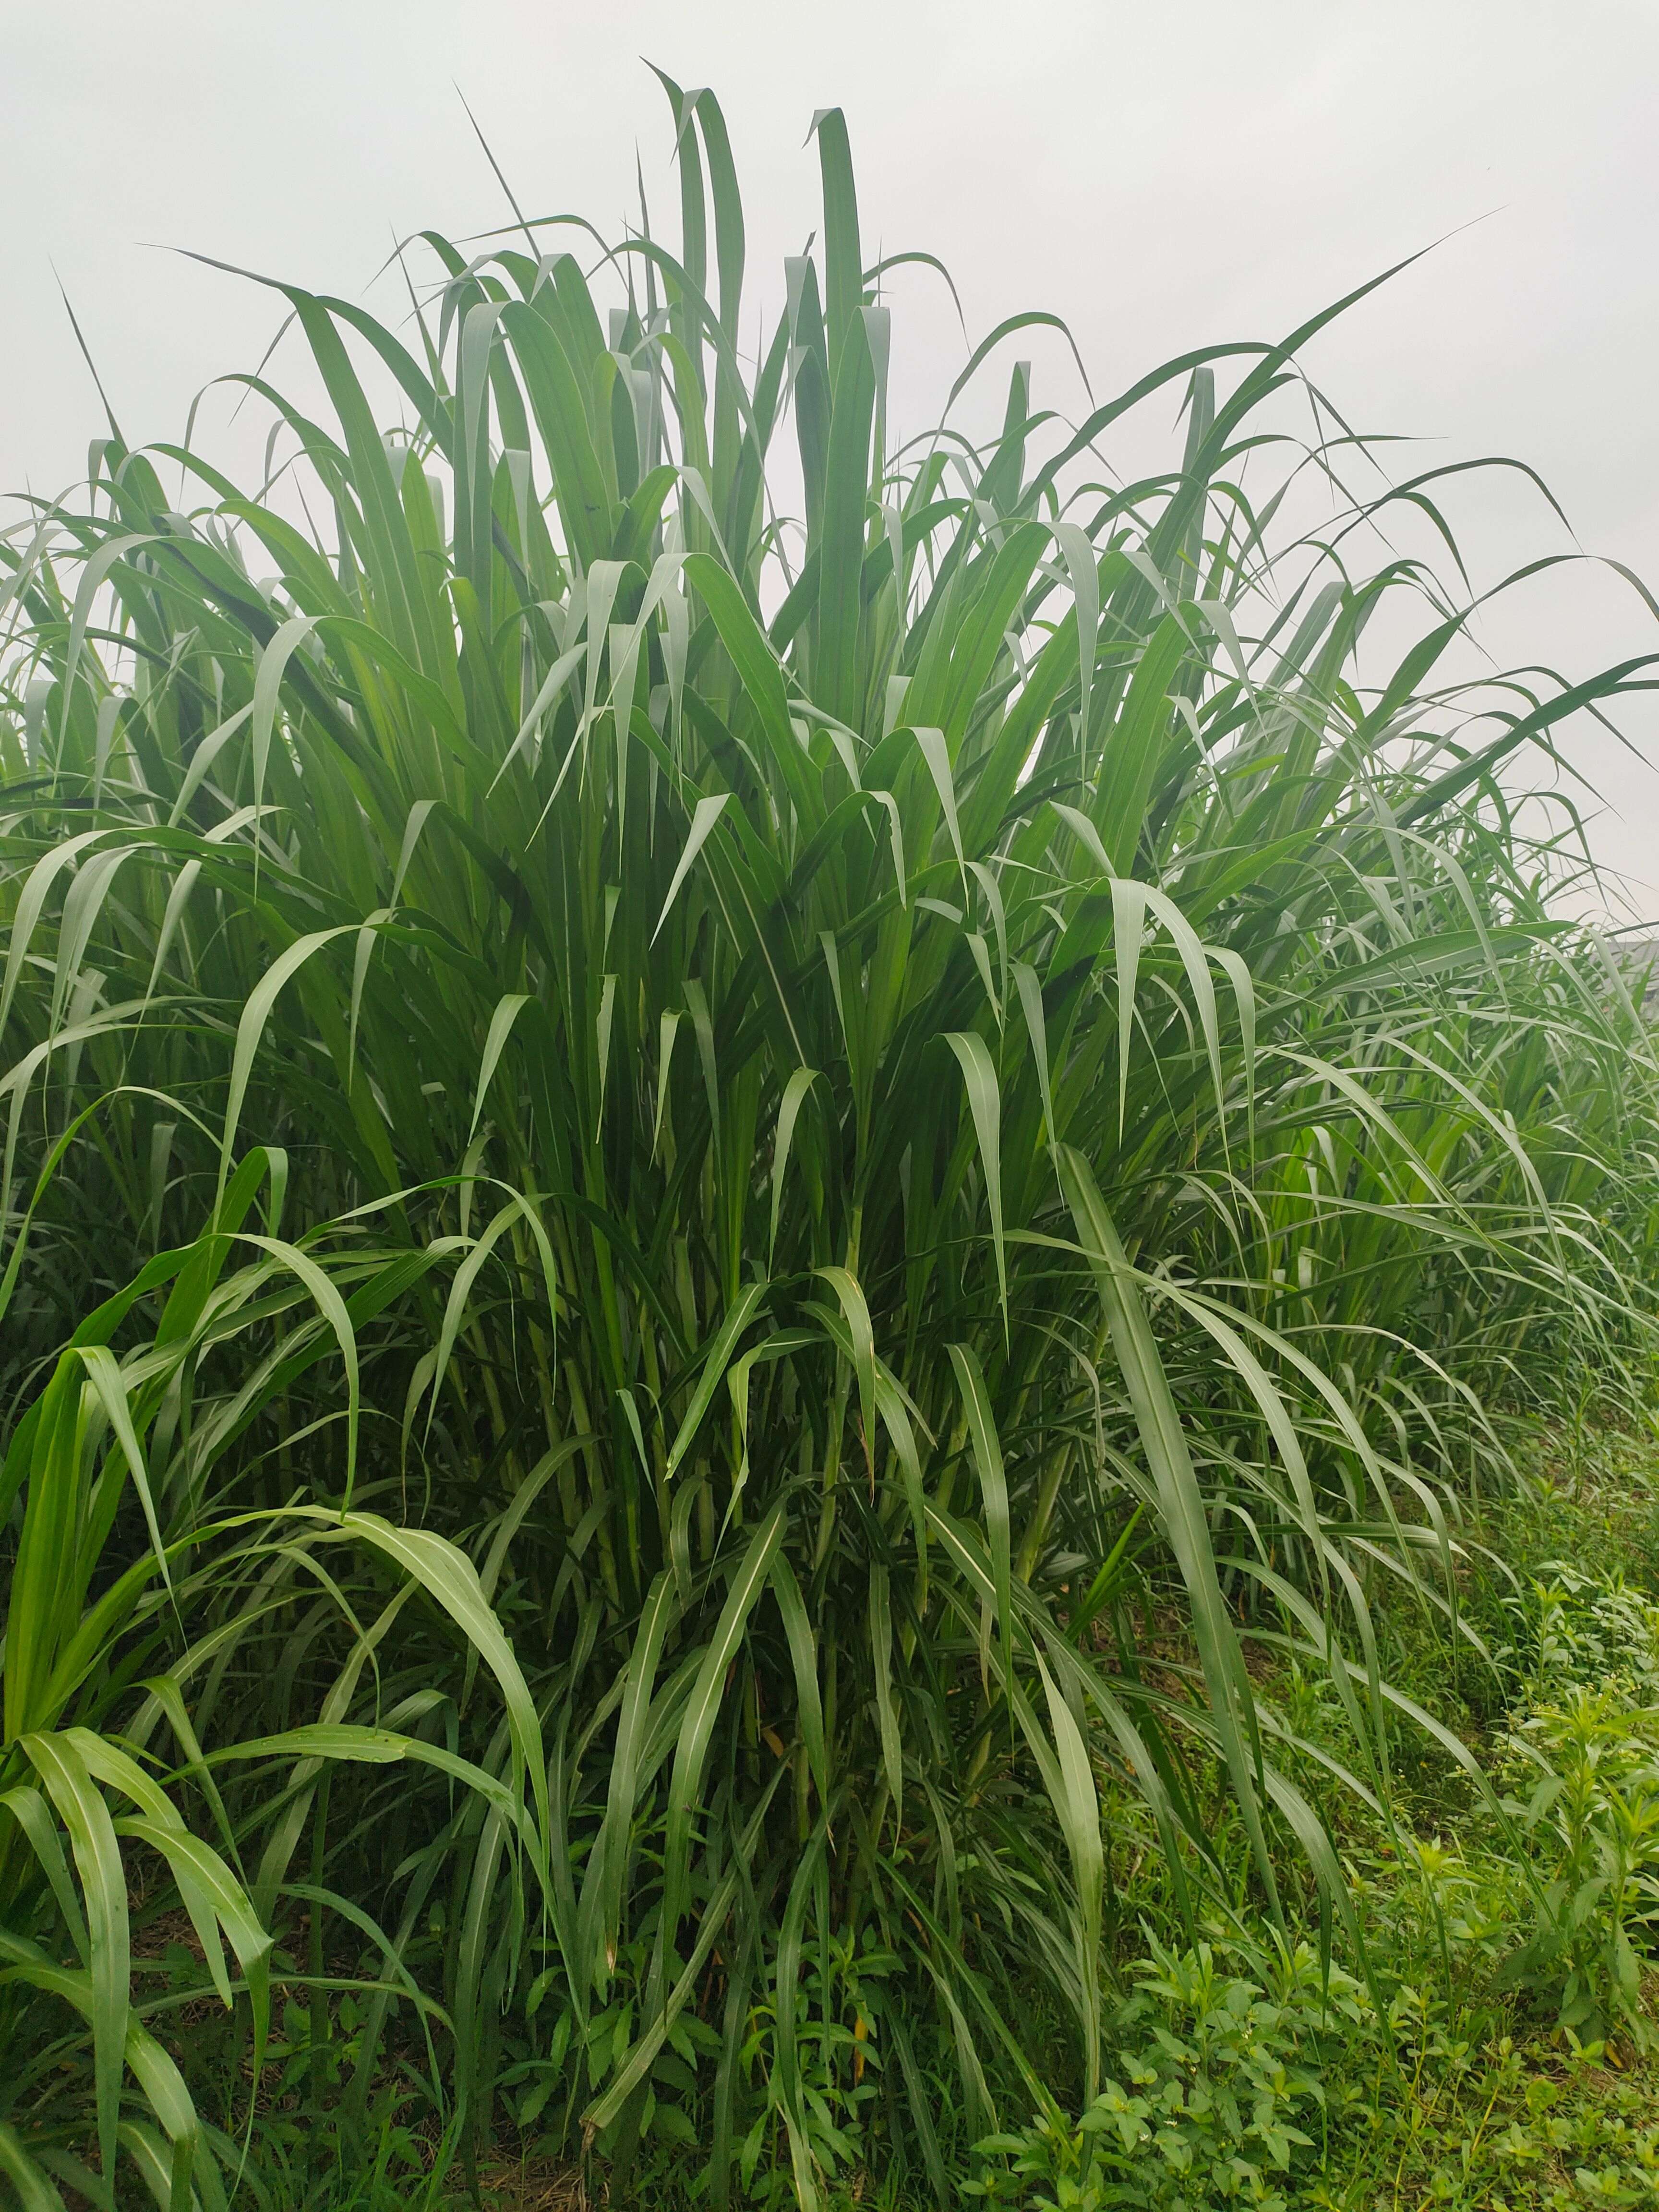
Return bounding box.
[4,0,1656,920]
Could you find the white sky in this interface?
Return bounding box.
[4,0,1656,922]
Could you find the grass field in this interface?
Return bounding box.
[4,76,1659,2212]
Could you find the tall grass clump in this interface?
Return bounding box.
[2,76,1658,2210]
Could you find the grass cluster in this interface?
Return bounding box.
[3,74,1659,2212]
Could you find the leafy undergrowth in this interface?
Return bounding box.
[196,1421,1659,2212]
[964,1419,1659,2212]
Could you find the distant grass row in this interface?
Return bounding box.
[2,74,1658,2212]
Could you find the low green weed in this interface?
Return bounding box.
[966,1936,1372,2211]
[965,1942,1659,2211]
[1493,1682,1659,2052]
[1478,1554,1659,2054]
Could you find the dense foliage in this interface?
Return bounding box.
[2,80,1657,2210]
